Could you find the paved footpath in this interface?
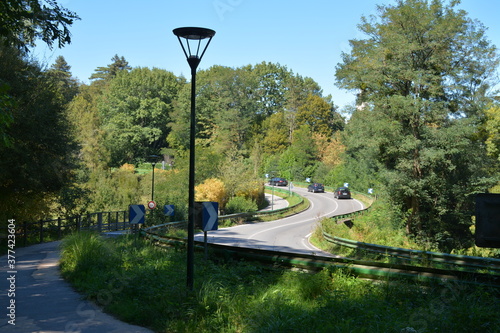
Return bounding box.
[261,192,289,211]
[0,241,153,333]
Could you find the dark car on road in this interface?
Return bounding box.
[333,187,351,199]
[269,177,288,186]
[307,183,324,193]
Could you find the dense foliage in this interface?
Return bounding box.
[0,0,79,51]
[2,0,500,252]
[335,0,499,250]
[0,45,78,222]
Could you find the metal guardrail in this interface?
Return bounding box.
[140,230,500,288]
[324,234,500,274]
[140,190,499,287]
[142,187,308,233]
[315,191,500,275]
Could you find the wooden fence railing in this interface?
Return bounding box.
[16,210,128,246]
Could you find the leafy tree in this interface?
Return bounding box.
[484,104,500,164]
[278,125,319,180]
[296,94,342,138]
[86,166,142,212]
[0,82,14,147]
[314,132,345,168]
[0,44,77,222]
[67,83,110,171]
[167,62,324,159]
[219,151,255,200]
[281,74,322,139]
[0,1,78,148]
[0,0,80,51]
[98,67,181,166]
[168,65,260,153]
[335,0,499,249]
[252,62,290,117]
[261,112,289,155]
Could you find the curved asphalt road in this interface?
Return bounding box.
[195,186,364,256]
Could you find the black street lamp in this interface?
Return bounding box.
[173,27,215,291]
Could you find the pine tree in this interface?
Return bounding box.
[89,54,131,82]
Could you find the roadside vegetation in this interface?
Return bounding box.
[2,0,500,256]
[311,196,500,260]
[60,232,499,333]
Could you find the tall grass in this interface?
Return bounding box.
[60,232,499,332]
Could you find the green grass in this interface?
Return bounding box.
[60,232,499,333]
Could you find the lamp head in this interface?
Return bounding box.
[173,27,215,70]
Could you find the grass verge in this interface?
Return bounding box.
[60,232,499,332]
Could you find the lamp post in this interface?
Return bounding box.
[173,27,215,291]
[149,155,161,202]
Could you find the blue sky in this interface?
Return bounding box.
[35,0,500,108]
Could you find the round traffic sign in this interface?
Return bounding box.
[148,201,156,210]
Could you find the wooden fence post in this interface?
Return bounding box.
[97,212,103,232]
[23,221,27,246]
[123,211,127,230]
[57,217,62,239]
[76,215,81,232]
[39,219,44,243]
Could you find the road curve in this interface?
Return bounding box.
[195,187,364,256]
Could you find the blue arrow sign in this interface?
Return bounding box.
[202,202,218,231]
[163,204,175,216]
[129,205,145,224]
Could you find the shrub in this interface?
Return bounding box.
[119,163,135,172]
[195,178,227,209]
[235,180,266,208]
[225,196,258,214]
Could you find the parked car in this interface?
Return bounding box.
[333,187,351,199]
[307,183,324,193]
[269,177,288,186]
